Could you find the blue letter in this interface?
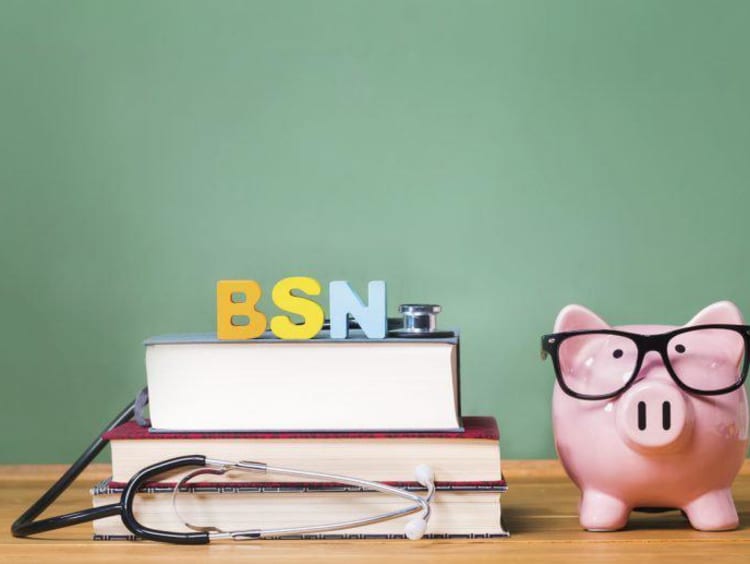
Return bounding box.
[329,281,386,339]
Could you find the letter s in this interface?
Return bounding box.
[270,277,325,340]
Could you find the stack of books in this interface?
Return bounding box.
[92,330,507,539]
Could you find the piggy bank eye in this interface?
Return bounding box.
[674,344,686,354]
[612,348,624,359]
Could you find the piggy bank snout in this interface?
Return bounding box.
[615,381,691,452]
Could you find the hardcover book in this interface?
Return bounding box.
[103,416,502,485]
[91,479,508,540]
[144,330,461,432]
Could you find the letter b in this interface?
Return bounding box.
[216,280,267,339]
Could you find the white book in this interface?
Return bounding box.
[145,331,461,432]
[91,481,508,540]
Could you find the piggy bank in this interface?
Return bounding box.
[545,301,749,531]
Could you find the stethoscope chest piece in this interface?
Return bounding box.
[389,304,454,338]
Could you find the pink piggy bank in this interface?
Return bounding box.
[543,301,749,531]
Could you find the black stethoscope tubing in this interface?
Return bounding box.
[10,392,223,543]
[121,454,211,544]
[11,392,217,544]
[11,397,137,538]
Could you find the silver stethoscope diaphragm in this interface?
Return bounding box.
[388,304,454,338]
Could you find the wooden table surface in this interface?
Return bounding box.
[1,460,748,563]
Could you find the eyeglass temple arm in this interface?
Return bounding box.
[540,335,551,360]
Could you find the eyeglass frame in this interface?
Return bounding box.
[540,323,750,400]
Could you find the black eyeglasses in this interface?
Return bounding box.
[541,324,750,400]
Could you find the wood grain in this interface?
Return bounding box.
[1,460,748,562]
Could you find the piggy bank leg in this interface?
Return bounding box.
[683,489,739,531]
[579,490,630,531]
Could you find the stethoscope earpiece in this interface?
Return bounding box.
[402,464,435,540]
[404,517,428,540]
[414,464,435,487]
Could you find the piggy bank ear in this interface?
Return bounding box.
[553,305,611,369]
[554,304,610,333]
[686,300,744,326]
[685,301,745,366]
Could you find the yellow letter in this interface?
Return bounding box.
[217,280,267,340]
[270,276,324,340]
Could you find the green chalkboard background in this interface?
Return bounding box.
[2,0,749,462]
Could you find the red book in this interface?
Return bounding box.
[105,416,503,486]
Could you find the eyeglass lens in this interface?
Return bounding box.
[666,328,745,392]
[558,333,638,397]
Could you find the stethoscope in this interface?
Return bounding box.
[12,307,449,544]
[11,391,436,544]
